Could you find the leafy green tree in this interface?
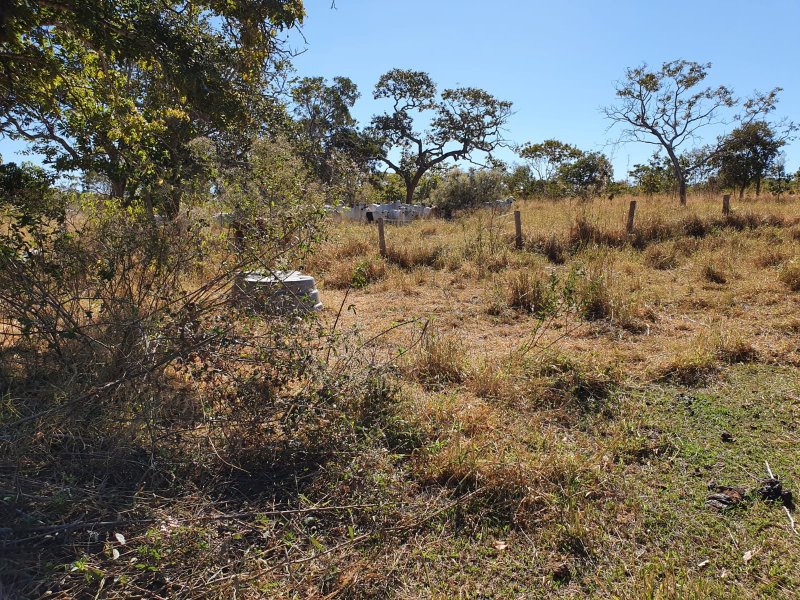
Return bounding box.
[430,167,508,214]
[711,121,786,198]
[556,152,613,200]
[292,76,359,148]
[0,0,305,217]
[506,164,537,196]
[518,139,583,181]
[628,152,676,195]
[368,69,512,203]
[763,162,792,198]
[290,75,380,203]
[602,60,780,205]
[0,158,59,221]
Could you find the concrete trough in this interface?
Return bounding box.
[233,270,323,314]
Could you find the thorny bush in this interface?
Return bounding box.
[0,142,415,597]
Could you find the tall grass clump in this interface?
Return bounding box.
[566,260,645,332]
[505,269,558,316]
[780,260,800,291]
[407,331,467,388]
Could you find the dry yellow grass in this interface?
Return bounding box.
[311,192,800,377]
[300,192,800,595]
[9,191,800,597]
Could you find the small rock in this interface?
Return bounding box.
[493,540,508,551]
[706,484,746,510]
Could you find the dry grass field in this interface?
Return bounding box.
[4,192,800,599]
[295,192,800,597]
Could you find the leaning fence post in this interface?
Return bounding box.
[626,200,637,234]
[514,210,523,249]
[377,217,387,258]
[722,194,731,216]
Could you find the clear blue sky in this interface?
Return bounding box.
[3,0,798,180]
[286,0,800,178]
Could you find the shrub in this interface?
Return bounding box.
[629,217,672,249]
[532,353,618,413]
[505,269,557,316]
[779,261,800,291]
[351,257,388,288]
[567,262,644,331]
[657,330,758,384]
[657,347,718,385]
[408,331,467,388]
[386,242,442,269]
[643,242,679,270]
[568,216,625,250]
[753,248,786,268]
[430,168,508,214]
[529,233,567,264]
[701,262,728,284]
[680,215,708,238]
[466,361,514,401]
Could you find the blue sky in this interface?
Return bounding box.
[3,0,798,180]
[285,0,800,178]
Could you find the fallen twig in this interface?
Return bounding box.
[0,503,377,538]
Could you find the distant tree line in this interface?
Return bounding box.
[1,4,797,215]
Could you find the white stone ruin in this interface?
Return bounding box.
[233,270,323,314]
[328,202,434,224]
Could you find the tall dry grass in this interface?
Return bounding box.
[309,192,800,285]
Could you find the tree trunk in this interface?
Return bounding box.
[164,187,181,220]
[666,149,687,206]
[110,177,126,199]
[755,177,762,196]
[143,192,155,223]
[739,185,745,200]
[404,170,425,204]
[678,177,687,206]
[405,183,414,204]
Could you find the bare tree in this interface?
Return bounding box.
[603,60,735,205]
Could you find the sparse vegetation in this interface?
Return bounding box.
[2,3,800,595]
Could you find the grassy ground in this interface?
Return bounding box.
[298,192,800,597]
[3,192,799,598]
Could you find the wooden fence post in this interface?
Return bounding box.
[514,210,523,249]
[377,217,387,258]
[722,194,731,216]
[626,200,637,234]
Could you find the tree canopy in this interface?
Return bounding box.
[603,60,739,205]
[556,152,613,200]
[518,139,583,181]
[0,0,305,217]
[628,152,676,196]
[368,68,512,203]
[711,121,786,197]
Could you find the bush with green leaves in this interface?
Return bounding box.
[557,152,614,200]
[0,133,332,477]
[430,167,508,213]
